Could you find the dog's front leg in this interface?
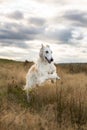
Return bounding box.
[48,73,60,80]
[55,74,61,80]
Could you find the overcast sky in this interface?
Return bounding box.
[0,0,87,63]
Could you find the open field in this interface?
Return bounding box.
[0,59,87,130]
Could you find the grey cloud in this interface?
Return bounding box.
[0,11,85,48]
[0,21,46,48]
[0,22,45,41]
[74,34,83,40]
[29,17,46,26]
[63,10,87,27]
[82,50,87,53]
[56,29,72,42]
[45,26,85,44]
[7,11,24,20]
[45,28,73,43]
[0,39,28,48]
[20,25,44,35]
[72,22,87,28]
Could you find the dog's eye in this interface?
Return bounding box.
[46,51,48,53]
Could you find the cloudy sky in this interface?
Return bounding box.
[0,0,87,63]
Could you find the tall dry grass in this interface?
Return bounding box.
[0,59,87,130]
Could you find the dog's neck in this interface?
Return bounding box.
[37,57,48,65]
[37,57,53,66]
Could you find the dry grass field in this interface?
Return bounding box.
[0,59,87,130]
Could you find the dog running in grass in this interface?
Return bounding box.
[24,44,60,102]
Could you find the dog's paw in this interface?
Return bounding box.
[57,76,60,80]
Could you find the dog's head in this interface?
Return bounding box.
[39,44,53,63]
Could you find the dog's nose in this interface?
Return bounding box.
[51,58,53,62]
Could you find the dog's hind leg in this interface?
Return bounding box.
[26,89,30,102]
[51,79,55,83]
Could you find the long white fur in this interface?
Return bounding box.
[24,44,60,101]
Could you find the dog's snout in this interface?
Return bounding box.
[51,58,53,62]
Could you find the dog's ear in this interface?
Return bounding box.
[46,45,50,48]
[41,44,44,49]
[39,44,44,59]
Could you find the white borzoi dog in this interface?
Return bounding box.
[24,44,60,101]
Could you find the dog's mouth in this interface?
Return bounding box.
[45,57,53,64]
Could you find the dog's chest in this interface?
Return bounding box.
[39,63,54,75]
